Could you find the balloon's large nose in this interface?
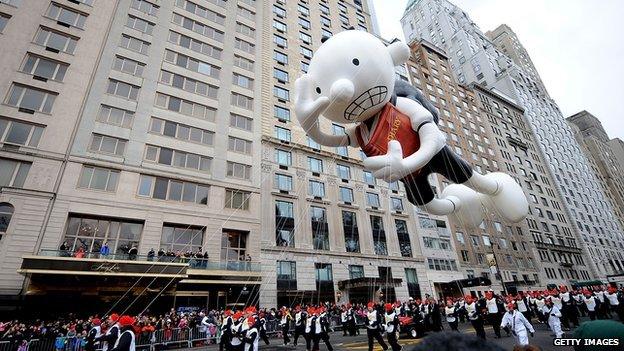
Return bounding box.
[329,79,355,103]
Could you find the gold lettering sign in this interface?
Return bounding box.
[91,262,120,272]
[387,116,401,141]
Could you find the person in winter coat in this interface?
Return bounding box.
[500,303,534,346]
[111,316,135,351]
[383,303,401,351]
[366,302,388,351]
[97,314,120,351]
[85,318,101,351]
[542,298,563,338]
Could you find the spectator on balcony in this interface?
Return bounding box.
[157,248,165,260]
[128,244,138,261]
[147,248,155,261]
[100,243,110,258]
[74,247,86,259]
[59,241,70,257]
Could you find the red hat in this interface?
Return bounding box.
[465,295,473,303]
[224,310,232,317]
[317,306,325,314]
[506,303,515,310]
[234,311,243,320]
[485,291,493,299]
[384,303,393,312]
[367,302,375,309]
[307,306,315,314]
[118,315,135,327]
[109,314,120,322]
[608,286,617,294]
[92,318,101,326]
[247,316,255,325]
[415,299,422,304]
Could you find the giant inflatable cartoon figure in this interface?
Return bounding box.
[294,30,528,227]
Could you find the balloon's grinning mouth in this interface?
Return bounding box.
[344,86,388,121]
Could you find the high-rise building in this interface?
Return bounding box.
[0,0,432,313]
[259,1,430,308]
[402,0,624,281]
[567,111,624,236]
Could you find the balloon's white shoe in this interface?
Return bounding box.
[441,184,484,229]
[479,172,529,223]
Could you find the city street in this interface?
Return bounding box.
[182,319,581,351]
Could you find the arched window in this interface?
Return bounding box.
[0,203,14,238]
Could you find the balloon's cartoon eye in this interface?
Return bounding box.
[352,58,360,66]
[316,87,321,94]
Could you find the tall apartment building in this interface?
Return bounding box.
[401,0,624,281]
[1,0,268,313]
[567,111,624,240]
[259,0,431,308]
[406,40,545,295]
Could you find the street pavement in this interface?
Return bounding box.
[178,316,599,351]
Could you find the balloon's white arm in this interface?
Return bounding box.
[395,96,447,173]
[300,117,352,147]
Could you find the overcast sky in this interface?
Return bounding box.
[371,0,624,140]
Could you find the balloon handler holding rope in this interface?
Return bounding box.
[294,30,528,227]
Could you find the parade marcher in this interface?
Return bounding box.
[515,293,531,324]
[347,303,358,336]
[340,305,348,336]
[230,312,245,351]
[243,316,259,351]
[316,307,333,351]
[85,318,102,351]
[542,298,563,338]
[305,307,315,351]
[560,285,579,328]
[582,290,598,321]
[220,310,234,351]
[574,290,587,317]
[429,299,443,332]
[500,303,534,347]
[606,286,624,322]
[384,303,401,351]
[98,314,120,351]
[366,302,388,351]
[463,295,486,340]
[595,287,609,319]
[280,307,292,346]
[485,291,502,338]
[535,292,547,323]
[111,316,136,351]
[293,305,307,346]
[257,312,270,346]
[444,299,459,331]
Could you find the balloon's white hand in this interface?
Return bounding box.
[294,75,330,129]
[362,140,409,183]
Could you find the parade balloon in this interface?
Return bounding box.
[294,30,528,227]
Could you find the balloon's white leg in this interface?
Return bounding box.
[421,197,458,215]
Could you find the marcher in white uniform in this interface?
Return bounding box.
[500,303,534,346]
[583,291,598,320]
[542,299,563,338]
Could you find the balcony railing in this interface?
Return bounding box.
[36,249,261,272]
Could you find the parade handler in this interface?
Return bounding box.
[501,303,534,346]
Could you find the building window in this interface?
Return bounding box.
[126,15,154,34]
[131,0,159,16]
[273,19,287,32]
[231,92,254,110]
[339,187,353,203]
[236,22,255,38]
[137,175,209,204]
[232,73,254,89]
[308,157,323,173]
[21,54,68,82]
[371,215,387,255]
[275,173,292,191]
[299,31,312,44]
[275,149,292,166]
[274,68,289,82]
[78,166,119,192]
[405,268,421,299]
[159,70,218,98]
[343,211,360,253]
[225,189,250,210]
[228,136,252,154]
[273,86,290,101]
[106,79,139,100]
[366,192,380,208]
[89,134,126,156]
[274,106,290,121]
[62,215,143,256]
[427,258,458,271]
[34,26,78,54]
[0,117,44,147]
[144,145,212,172]
[149,117,213,145]
[156,93,216,120]
[277,260,297,290]
[164,50,221,78]
[0,158,30,188]
[0,203,13,237]
[274,34,287,47]
[168,31,222,59]
[113,56,145,77]
[395,219,412,257]
[226,161,251,180]
[46,3,87,29]
[175,0,225,25]
[0,13,9,33]
[274,50,288,65]
[336,164,351,180]
[308,180,325,198]
[160,224,204,253]
[233,55,254,71]
[363,171,375,185]
[391,197,404,212]
[172,13,225,42]
[230,113,252,131]
[315,263,333,285]
[6,84,57,114]
[119,34,149,54]
[311,206,329,250]
[274,126,291,142]
[276,200,294,247]
[221,229,247,262]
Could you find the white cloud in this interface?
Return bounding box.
[372,0,624,140]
